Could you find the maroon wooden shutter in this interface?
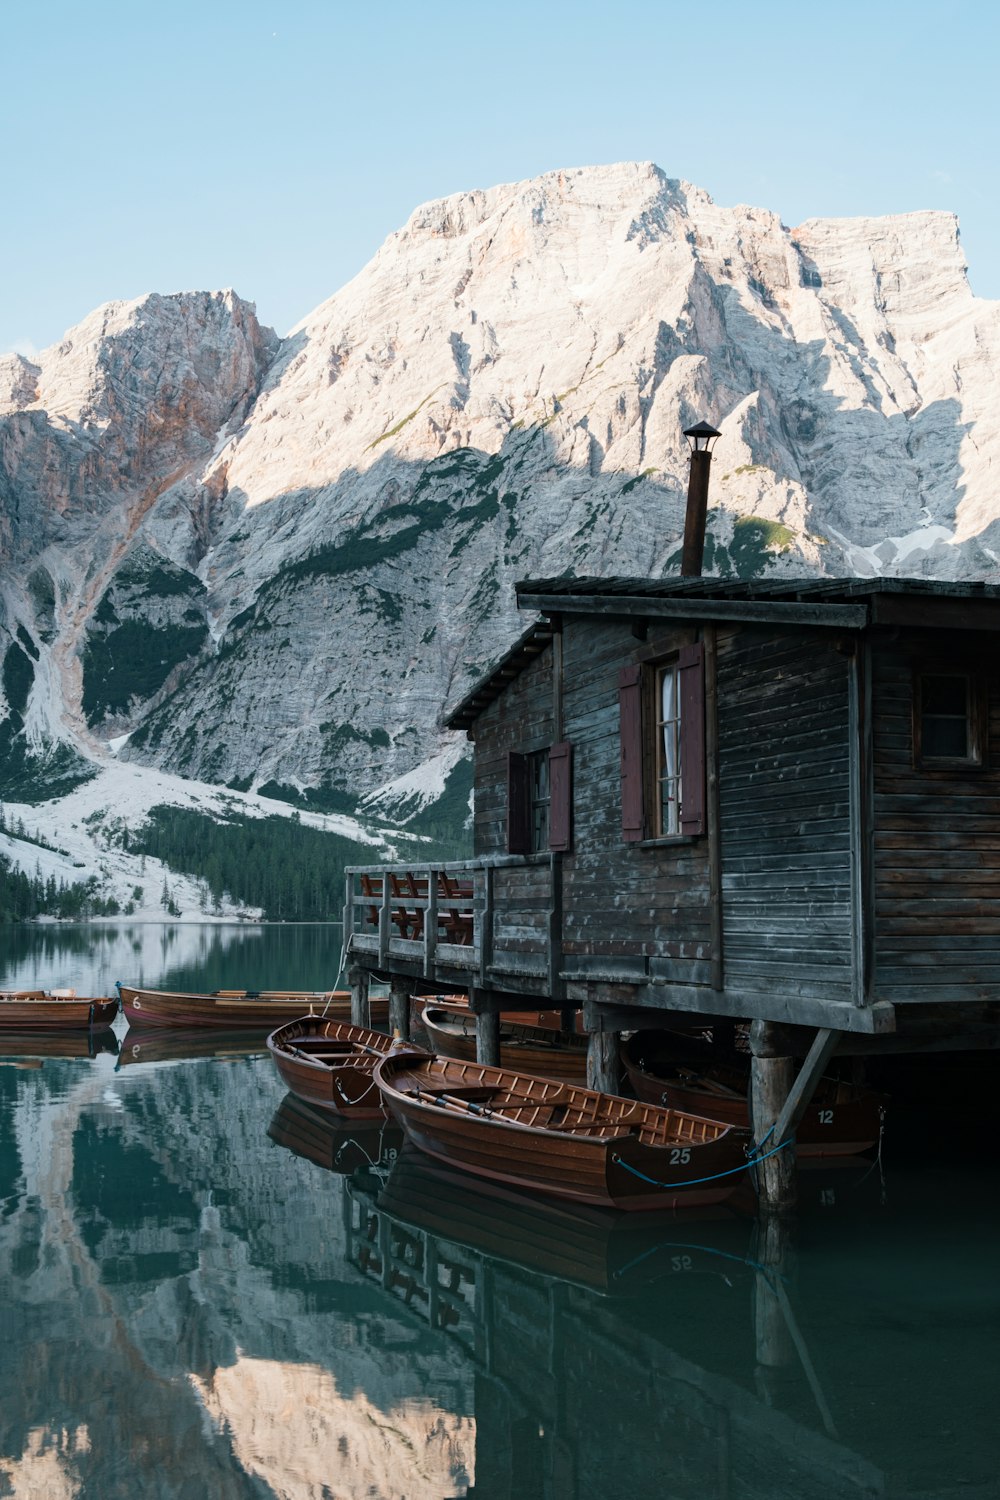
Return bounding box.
[678,641,705,836]
[507,751,530,854]
[619,665,644,842]
[548,741,573,852]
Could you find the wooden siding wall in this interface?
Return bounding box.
[560,620,713,979]
[491,862,552,978]
[716,628,855,1004]
[473,646,555,858]
[872,636,1000,1003]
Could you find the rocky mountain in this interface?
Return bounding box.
[2,160,999,832]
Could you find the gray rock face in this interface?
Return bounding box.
[2,162,999,811]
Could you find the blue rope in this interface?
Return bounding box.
[612,1135,795,1192]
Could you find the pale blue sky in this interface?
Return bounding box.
[2,0,996,355]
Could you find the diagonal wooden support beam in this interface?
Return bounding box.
[771,1028,839,1146]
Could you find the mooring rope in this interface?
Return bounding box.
[334,1074,379,1106]
[850,1104,888,1202]
[321,930,349,1019]
[611,1134,795,1193]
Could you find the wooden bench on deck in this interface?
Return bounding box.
[359,872,474,945]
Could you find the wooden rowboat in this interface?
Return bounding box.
[420,1001,588,1084]
[117,985,388,1031]
[0,990,118,1030]
[373,1050,749,1212]
[266,1017,391,1117]
[621,1032,887,1159]
[414,992,585,1033]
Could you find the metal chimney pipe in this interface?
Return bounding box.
[680,421,721,578]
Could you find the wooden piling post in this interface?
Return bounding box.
[476,1008,501,1067]
[750,1045,797,1214]
[389,976,411,1040]
[349,966,370,1029]
[586,1029,619,1094]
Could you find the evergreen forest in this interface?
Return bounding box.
[124,805,459,922]
[0,855,121,923]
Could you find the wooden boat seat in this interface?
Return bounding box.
[411,1082,499,1103]
[290,1045,357,1064]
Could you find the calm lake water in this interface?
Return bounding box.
[0,924,997,1498]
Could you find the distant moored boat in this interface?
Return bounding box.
[621,1032,886,1159]
[0,989,118,1031]
[117,985,388,1031]
[420,1000,589,1084]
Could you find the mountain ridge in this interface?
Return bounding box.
[2,161,999,891]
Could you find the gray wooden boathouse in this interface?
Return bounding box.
[345,575,1000,1204]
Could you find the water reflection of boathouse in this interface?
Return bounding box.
[344,1149,987,1500]
[345,1161,761,1499]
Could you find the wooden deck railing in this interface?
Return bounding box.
[343,856,554,988]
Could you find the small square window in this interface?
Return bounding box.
[914,672,987,768]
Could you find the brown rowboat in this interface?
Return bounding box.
[117,985,388,1031]
[420,1001,588,1084]
[0,990,118,1030]
[621,1032,886,1158]
[267,1017,391,1117]
[373,1049,748,1212]
[414,992,585,1033]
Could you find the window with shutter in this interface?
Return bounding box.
[507,751,530,854]
[619,645,706,841]
[619,665,644,841]
[549,741,573,852]
[508,747,561,853]
[678,641,706,836]
[528,750,550,851]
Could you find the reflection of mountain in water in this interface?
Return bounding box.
[0,1052,474,1498]
[0,1050,997,1498]
[0,920,344,1000]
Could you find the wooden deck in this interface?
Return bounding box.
[345,857,557,1001]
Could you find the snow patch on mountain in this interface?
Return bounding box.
[359,739,469,820]
[0,759,400,919]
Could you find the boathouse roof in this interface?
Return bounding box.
[445,576,1000,731]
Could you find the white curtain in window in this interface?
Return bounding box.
[661,668,678,831]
